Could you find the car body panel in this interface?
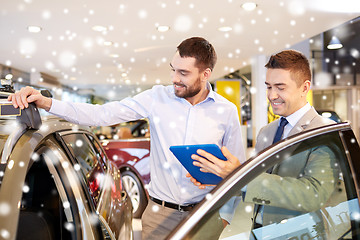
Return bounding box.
[40,141,94,239]
[58,130,133,239]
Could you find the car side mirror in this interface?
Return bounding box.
[16,89,52,130]
[40,90,53,98]
[17,103,42,130]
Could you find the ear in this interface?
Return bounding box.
[202,68,212,81]
[302,80,311,97]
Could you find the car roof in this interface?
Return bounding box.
[0,110,91,165]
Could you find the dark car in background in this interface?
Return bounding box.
[317,110,342,123]
[0,98,133,240]
[168,122,360,239]
[98,119,150,218]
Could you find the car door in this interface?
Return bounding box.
[17,136,102,240]
[59,131,132,240]
[168,123,360,240]
[86,133,133,240]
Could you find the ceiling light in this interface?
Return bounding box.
[5,73,13,80]
[157,25,170,32]
[321,112,332,118]
[241,2,257,11]
[92,25,107,32]
[27,26,42,33]
[218,26,232,32]
[1,67,13,81]
[103,41,113,46]
[327,36,343,50]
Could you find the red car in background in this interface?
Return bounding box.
[96,119,150,218]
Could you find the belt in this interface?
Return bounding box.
[150,196,197,212]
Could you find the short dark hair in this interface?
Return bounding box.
[265,49,311,86]
[177,37,217,71]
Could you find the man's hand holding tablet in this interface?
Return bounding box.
[170,144,226,185]
[188,146,242,189]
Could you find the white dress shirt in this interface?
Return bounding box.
[282,103,311,139]
[49,83,245,205]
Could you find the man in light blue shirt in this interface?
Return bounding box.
[9,37,246,239]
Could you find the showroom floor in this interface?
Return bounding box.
[133,219,142,240]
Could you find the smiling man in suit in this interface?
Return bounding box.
[190,49,338,228]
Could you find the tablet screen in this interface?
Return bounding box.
[169,144,226,184]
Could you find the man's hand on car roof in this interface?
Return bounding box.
[8,86,52,111]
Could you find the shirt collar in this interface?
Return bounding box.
[284,103,311,127]
[205,81,216,102]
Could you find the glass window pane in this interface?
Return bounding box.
[62,134,105,206]
[87,134,108,165]
[19,154,75,239]
[62,134,97,175]
[84,134,126,239]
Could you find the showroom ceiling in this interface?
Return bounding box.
[0,0,359,100]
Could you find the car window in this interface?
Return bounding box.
[18,154,76,240]
[62,133,132,239]
[62,133,106,206]
[35,138,110,240]
[92,118,149,140]
[87,134,108,163]
[181,130,360,240]
[87,133,133,239]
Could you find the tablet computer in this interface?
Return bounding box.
[169,144,226,184]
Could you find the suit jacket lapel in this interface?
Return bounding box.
[288,107,318,136]
[255,120,279,152]
[255,107,320,153]
[266,108,318,173]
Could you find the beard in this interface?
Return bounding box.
[174,76,202,99]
